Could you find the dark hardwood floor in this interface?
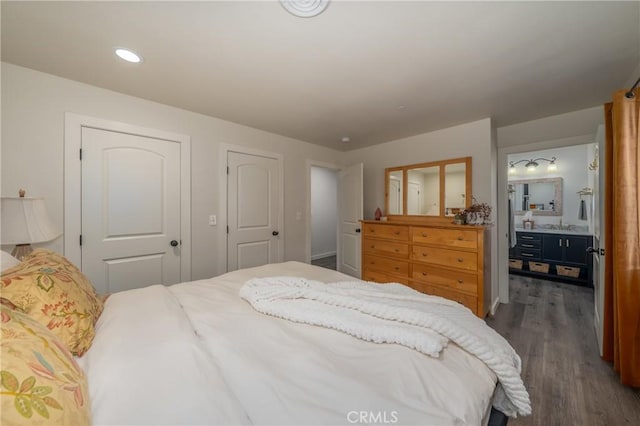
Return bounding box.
[311,255,336,271]
[486,274,640,426]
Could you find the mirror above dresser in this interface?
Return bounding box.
[385,157,472,221]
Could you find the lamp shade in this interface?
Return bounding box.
[1,197,61,245]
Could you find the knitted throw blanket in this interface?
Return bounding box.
[240,276,531,417]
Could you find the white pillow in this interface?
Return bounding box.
[1,250,21,271]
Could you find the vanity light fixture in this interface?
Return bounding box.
[114,48,142,63]
[509,157,557,173]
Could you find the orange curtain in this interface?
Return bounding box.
[603,88,640,387]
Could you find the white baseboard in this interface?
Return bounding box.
[311,251,337,261]
[490,297,501,317]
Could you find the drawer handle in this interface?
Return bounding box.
[422,272,427,276]
[457,236,463,241]
[521,244,534,248]
[521,236,534,240]
[421,232,427,237]
[457,279,463,284]
[457,258,464,263]
[394,248,399,252]
[521,253,534,257]
[394,267,400,270]
[370,245,375,249]
[422,253,428,257]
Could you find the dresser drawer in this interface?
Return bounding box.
[363,269,409,285]
[363,255,409,276]
[416,283,478,312]
[411,264,478,296]
[363,223,409,241]
[411,246,478,271]
[411,227,477,250]
[364,239,409,259]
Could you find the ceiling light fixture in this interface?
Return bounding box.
[280,0,330,18]
[114,48,142,63]
[509,157,557,173]
[341,136,350,143]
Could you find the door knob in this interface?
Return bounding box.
[586,247,599,255]
[170,240,179,247]
[272,231,279,236]
[355,228,361,233]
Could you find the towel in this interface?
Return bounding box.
[241,276,532,417]
[508,198,516,248]
[578,199,587,221]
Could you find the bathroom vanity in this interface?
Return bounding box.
[509,228,593,287]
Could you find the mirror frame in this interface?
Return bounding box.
[509,177,563,216]
[385,156,472,221]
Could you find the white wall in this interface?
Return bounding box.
[344,118,495,220]
[310,167,337,259]
[1,63,344,280]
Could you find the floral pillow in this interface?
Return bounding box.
[0,249,104,356]
[1,304,91,424]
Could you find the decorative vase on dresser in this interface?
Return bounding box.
[361,219,491,318]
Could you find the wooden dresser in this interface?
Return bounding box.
[361,220,490,317]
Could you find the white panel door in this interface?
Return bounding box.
[338,163,363,278]
[408,181,421,215]
[593,125,606,355]
[389,178,401,214]
[227,151,281,271]
[81,127,182,294]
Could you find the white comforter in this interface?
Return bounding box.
[240,276,530,417]
[79,262,505,425]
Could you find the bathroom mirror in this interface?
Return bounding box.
[385,157,472,220]
[509,177,563,216]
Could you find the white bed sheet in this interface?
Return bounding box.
[80,262,498,426]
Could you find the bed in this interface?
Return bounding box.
[1,250,529,426]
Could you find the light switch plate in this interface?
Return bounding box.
[209,215,217,226]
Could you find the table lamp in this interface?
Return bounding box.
[1,190,61,260]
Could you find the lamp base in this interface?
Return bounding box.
[11,244,33,261]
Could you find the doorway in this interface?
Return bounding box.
[498,138,602,311]
[310,166,339,271]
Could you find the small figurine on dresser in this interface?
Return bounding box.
[374,207,382,221]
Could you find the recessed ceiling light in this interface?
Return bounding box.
[114,48,142,63]
[341,136,350,143]
[280,0,330,18]
[396,105,407,110]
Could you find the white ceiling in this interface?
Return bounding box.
[2,1,639,151]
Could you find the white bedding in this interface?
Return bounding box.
[79,262,506,425]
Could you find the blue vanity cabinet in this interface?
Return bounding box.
[542,234,589,265]
[509,231,592,287]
